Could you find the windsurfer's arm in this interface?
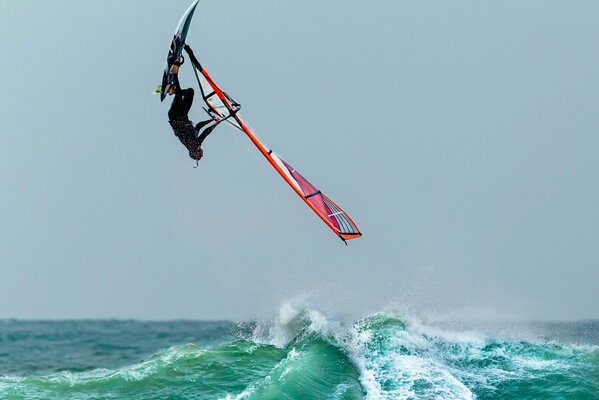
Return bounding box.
[183,44,203,70]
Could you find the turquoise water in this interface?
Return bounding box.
[1,310,598,399]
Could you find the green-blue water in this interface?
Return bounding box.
[1,310,598,399]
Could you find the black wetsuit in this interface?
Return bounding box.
[168,47,216,159]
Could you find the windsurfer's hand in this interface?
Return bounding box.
[170,64,179,74]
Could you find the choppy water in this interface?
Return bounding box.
[1,308,598,399]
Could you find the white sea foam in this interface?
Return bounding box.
[343,312,479,400]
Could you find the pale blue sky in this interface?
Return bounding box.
[1,0,598,320]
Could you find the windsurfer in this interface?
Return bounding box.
[166,45,218,162]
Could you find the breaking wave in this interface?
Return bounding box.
[1,304,598,399]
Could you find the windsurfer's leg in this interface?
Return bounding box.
[168,88,195,120]
[179,88,194,116]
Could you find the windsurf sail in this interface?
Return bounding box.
[195,66,362,242]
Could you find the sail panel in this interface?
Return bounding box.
[271,153,302,193]
[278,158,360,238]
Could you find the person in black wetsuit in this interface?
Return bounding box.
[166,44,218,162]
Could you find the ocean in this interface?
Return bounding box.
[1,307,598,399]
